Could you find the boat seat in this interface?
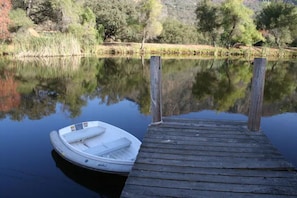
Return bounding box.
[63,127,105,143]
[84,137,131,156]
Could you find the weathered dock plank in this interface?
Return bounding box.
[121,118,297,197]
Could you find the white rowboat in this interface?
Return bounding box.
[49,121,141,175]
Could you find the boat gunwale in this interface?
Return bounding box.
[55,121,141,165]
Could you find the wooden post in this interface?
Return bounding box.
[248,58,266,131]
[150,56,162,123]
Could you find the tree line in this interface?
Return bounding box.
[1,0,297,50]
[196,0,297,47]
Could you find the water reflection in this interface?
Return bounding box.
[1,57,296,120]
[51,150,126,198]
[191,59,252,112]
[0,57,296,197]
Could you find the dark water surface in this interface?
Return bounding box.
[0,57,296,197]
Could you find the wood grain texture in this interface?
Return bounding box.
[121,118,297,197]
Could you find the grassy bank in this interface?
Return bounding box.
[94,43,297,59]
[2,40,297,59]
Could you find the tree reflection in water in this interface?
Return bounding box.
[0,57,296,120]
[0,57,296,197]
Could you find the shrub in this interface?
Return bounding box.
[13,33,81,57]
[9,8,34,32]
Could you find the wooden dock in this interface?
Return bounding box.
[121,117,297,197]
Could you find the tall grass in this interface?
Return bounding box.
[93,43,297,59]
[13,33,82,57]
[8,35,297,59]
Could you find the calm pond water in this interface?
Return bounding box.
[0,57,296,197]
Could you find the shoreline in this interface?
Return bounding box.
[2,42,297,59]
[95,43,297,59]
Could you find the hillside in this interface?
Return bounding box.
[161,0,297,24]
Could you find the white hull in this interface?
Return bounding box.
[50,121,141,175]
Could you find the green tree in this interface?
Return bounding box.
[85,0,138,41]
[195,0,222,46]
[46,0,98,47]
[49,0,81,32]
[158,18,201,44]
[256,2,297,47]
[11,0,24,9]
[11,0,55,25]
[9,8,34,32]
[138,0,163,49]
[67,7,100,47]
[220,0,263,47]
